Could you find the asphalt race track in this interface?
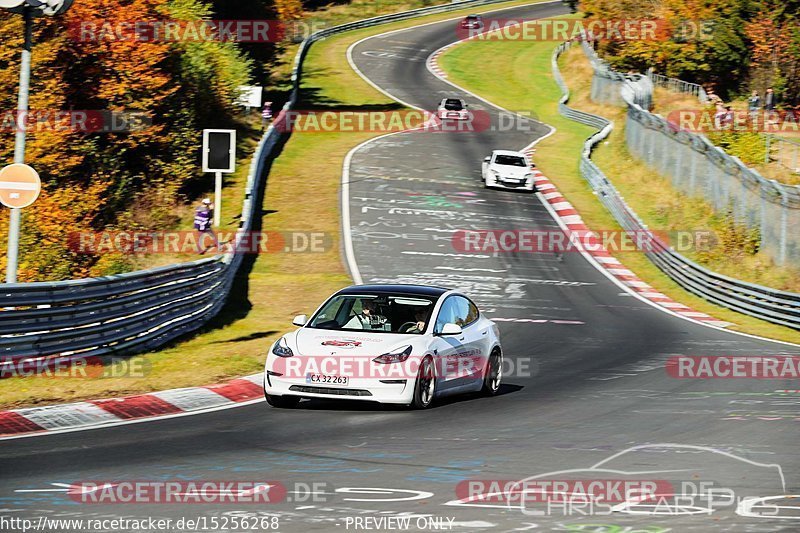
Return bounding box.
[1,2,799,532]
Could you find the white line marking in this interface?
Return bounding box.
[421,11,800,346]
[0,181,37,191]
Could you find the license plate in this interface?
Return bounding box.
[306,373,349,386]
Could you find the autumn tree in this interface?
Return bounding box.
[0,0,253,281]
[579,0,752,98]
[745,0,800,104]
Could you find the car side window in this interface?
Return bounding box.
[435,297,458,333]
[452,297,471,327]
[465,300,479,325]
[437,295,479,331]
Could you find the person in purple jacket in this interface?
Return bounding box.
[194,198,219,254]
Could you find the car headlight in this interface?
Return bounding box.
[524,172,533,180]
[491,170,500,178]
[271,337,294,357]
[373,345,412,364]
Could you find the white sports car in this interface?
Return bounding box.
[482,150,537,192]
[264,284,503,409]
[437,98,470,121]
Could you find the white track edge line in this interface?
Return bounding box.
[424,23,799,348]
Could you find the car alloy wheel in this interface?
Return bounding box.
[482,350,502,395]
[412,356,436,409]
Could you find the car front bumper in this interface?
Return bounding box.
[438,111,469,120]
[264,372,414,404]
[486,175,535,191]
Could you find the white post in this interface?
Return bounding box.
[214,171,222,227]
[6,6,32,283]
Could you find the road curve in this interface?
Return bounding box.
[1,2,798,532]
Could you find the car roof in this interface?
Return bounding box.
[337,284,451,298]
[493,149,527,157]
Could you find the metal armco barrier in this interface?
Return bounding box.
[647,70,708,104]
[1,0,528,372]
[552,41,800,330]
[583,40,800,267]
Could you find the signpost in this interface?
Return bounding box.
[0,163,40,283]
[0,163,41,209]
[235,85,262,113]
[3,0,73,283]
[201,129,236,228]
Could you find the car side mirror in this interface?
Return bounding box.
[440,323,463,335]
[293,314,307,327]
[483,157,491,163]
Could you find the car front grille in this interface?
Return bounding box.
[289,385,373,397]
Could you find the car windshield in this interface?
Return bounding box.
[466,15,480,21]
[308,294,436,334]
[443,99,464,111]
[494,154,526,167]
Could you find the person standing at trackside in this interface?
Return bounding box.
[261,101,273,128]
[764,88,778,126]
[765,88,776,111]
[194,198,219,254]
[748,90,761,124]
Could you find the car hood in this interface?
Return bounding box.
[489,164,530,178]
[289,328,421,357]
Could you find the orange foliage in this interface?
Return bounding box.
[274,0,304,21]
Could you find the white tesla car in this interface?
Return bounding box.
[482,150,537,192]
[264,285,502,409]
[437,98,470,121]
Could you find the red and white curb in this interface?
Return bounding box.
[427,45,452,79]
[522,147,732,329]
[0,373,264,439]
[425,25,507,79]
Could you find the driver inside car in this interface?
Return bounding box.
[402,308,429,333]
[344,299,389,330]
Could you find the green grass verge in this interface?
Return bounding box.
[439,37,800,344]
[0,0,553,408]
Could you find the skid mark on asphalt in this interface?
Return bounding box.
[583,354,674,381]
[579,389,800,422]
